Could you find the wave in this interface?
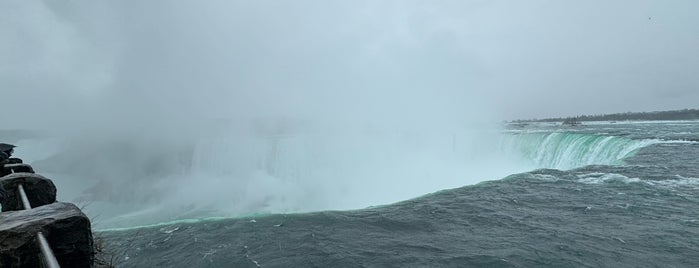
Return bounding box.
[575,172,642,184]
[574,172,699,190]
[501,132,660,170]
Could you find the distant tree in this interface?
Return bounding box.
[513,108,699,122]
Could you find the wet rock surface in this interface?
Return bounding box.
[0,202,94,267]
[1,163,35,176]
[0,173,56,212]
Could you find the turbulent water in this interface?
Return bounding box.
[74,121,699,266]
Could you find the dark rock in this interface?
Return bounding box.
[0,202,94,267]
[0,143,15,152]
[1,163,35,177]
[0,173,56,212]
[7,158,22,164]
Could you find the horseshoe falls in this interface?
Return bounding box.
[90,121,699,268]
[11,120,699,267]
[18,122,676,228]
[89,121,699,267]
[170,127,660,219]
[501,132,661,170]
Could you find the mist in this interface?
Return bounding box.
[2,1,698,227]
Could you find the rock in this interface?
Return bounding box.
[0,202,94,267]
[6,158,22,164]
[0,184,5,205]
[1,163,35,177]
[0,173,56,212]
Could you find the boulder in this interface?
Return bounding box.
[0,202,94,267]
[1,163,35,177]
[6,158,22,164]
[0,173,56,212]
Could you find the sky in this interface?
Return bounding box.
[2,0,699,131]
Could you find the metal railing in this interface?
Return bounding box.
[10,166,61,268]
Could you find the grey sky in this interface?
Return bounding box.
[2,0,698,130]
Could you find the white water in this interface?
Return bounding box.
[500,132,661,169]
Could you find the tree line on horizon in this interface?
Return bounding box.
[513,108,699,123]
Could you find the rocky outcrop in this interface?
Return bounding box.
[0,202,94,267]
[0,173,57,212]
[1,156,95,267]
[1,163,34,177]
[6,158,22,164]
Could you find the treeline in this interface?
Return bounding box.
[514,108,699,122]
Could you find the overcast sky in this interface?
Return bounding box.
[2,0,698,130]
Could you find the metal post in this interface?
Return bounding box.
[17,184,31,210]
[37,232,61,268]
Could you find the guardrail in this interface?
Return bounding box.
[13,167,61,268]
[1,158,94,267]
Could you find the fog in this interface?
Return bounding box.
[2,1,698,227]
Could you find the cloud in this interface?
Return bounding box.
[4,1,698,129]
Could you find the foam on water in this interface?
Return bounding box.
[575,173,699,190]
[97,217,233,232]
[576,173,641,184]
[644,175,699,188]
[529,174,560,182]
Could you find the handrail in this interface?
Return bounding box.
[15,176,62,268]
[37,232,61,268]
[17,184,31,211]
